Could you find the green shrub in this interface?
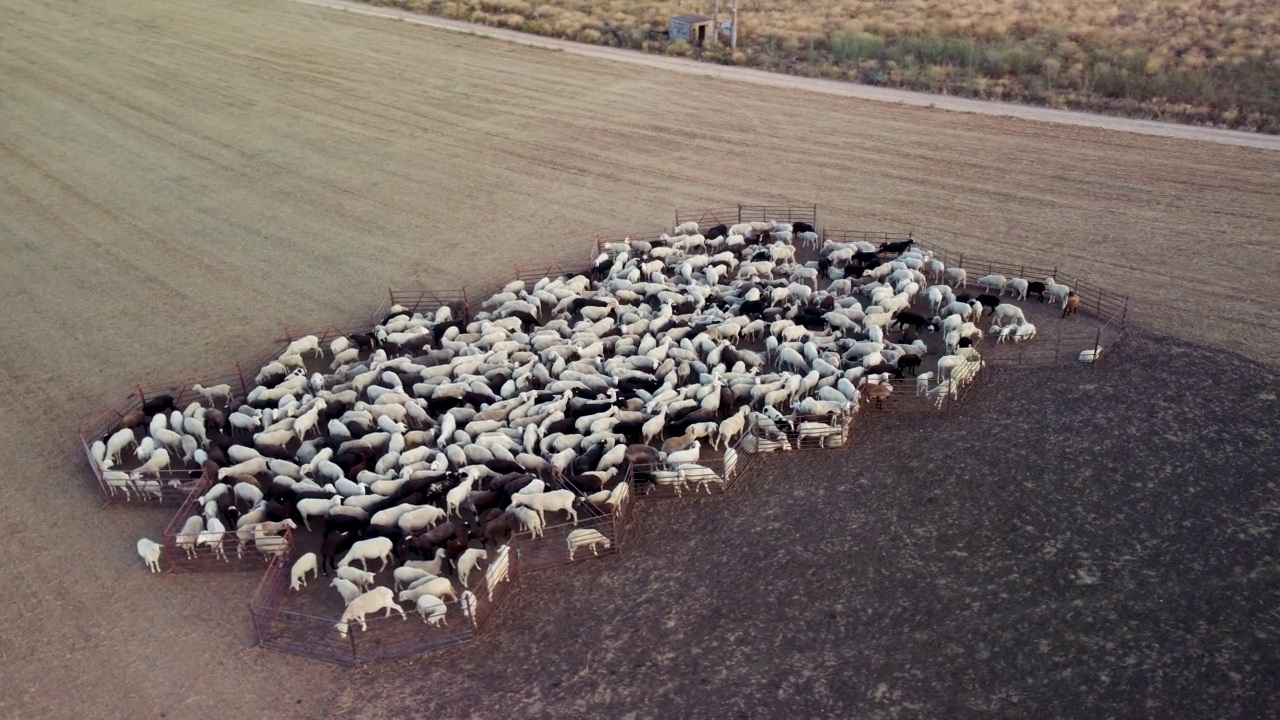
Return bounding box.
[831,32,885,63]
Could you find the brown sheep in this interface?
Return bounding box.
[1062,292,1082,318]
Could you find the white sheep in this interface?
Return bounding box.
[991,304,1026,327]
[678,463,724,494]
[296,496,340,531]
[197,517,228,561]
[456,548,487,587]
[330,577,361,606]
[336,565,375,590]
[337,536,394,573]
[1045,277,1072,306]
[403,548,448,577]
[509,489,578,526]
[334,587,406,639]
[483,545,511,601]
[1014,323,1037,342]
[945,267,967,287]
[460,590,479,626]
[136,538,163,573]
[104,428,138,464]
[415,594,448,627]
[285,334,322,358]
[393,566,433,590]
[505,505,544,538]
[566,528,612,561]
[399,576,457,603]
[290,552,318,590]
[192,383,233,406]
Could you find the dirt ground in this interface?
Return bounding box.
[0,1,1276,719]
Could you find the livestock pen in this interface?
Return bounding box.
[508,466,636,573]
[249,549,516,666]
[160,476,293,572]
[76,341,289,505]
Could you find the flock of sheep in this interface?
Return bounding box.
[94,216,1082,642]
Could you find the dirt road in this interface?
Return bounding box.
[0,1,1276,718]
[300,0,1280,152]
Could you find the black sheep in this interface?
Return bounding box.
[897,355,923,376]
[976,294,1002,314]
[891,311,930,332]
[141,394,177,416]
[705,223,729,240]
[878,239,914,255]
[1027,281,1047,302]
[793,221,816,235]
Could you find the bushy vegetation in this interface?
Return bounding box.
[370,0,1280,133]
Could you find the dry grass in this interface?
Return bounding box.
[372,0,1280,133]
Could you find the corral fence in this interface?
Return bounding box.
[509,465,636,573]
[248,548,517,667]
[160,474,293,573]
[630,432,760,499]
[75,340,290,506]
[824,228,1129,369]
[674,204,820,231]
[780,408,861,448]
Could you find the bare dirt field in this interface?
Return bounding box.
[0,1,1276,719]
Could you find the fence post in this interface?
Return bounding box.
[737,204,743,223]
[135,385,147,404]
[1094,326,1102,365]
[236,362,249,397]
[349,621,359,666]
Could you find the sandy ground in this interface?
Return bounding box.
[0,0,1276,718]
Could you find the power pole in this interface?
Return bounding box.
[731,0,738,50]
[711,0,719,46]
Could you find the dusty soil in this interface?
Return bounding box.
[0,1,1276,719]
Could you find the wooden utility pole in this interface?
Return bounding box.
[711,0,719,45]
[731,0,738,50]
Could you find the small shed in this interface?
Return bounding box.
[669,13,713,47]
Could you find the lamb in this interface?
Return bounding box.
[192,383,233,406]
[415,594,448,626]
[290,552,318,590]
[334,587,406,639]
[456,547,487,586]
[136,538,163,573]
[797,421,843,448]
[566,528,612,561]
[337,536,395,573]
[509,489,579,526]
[1014,323,1037,342]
